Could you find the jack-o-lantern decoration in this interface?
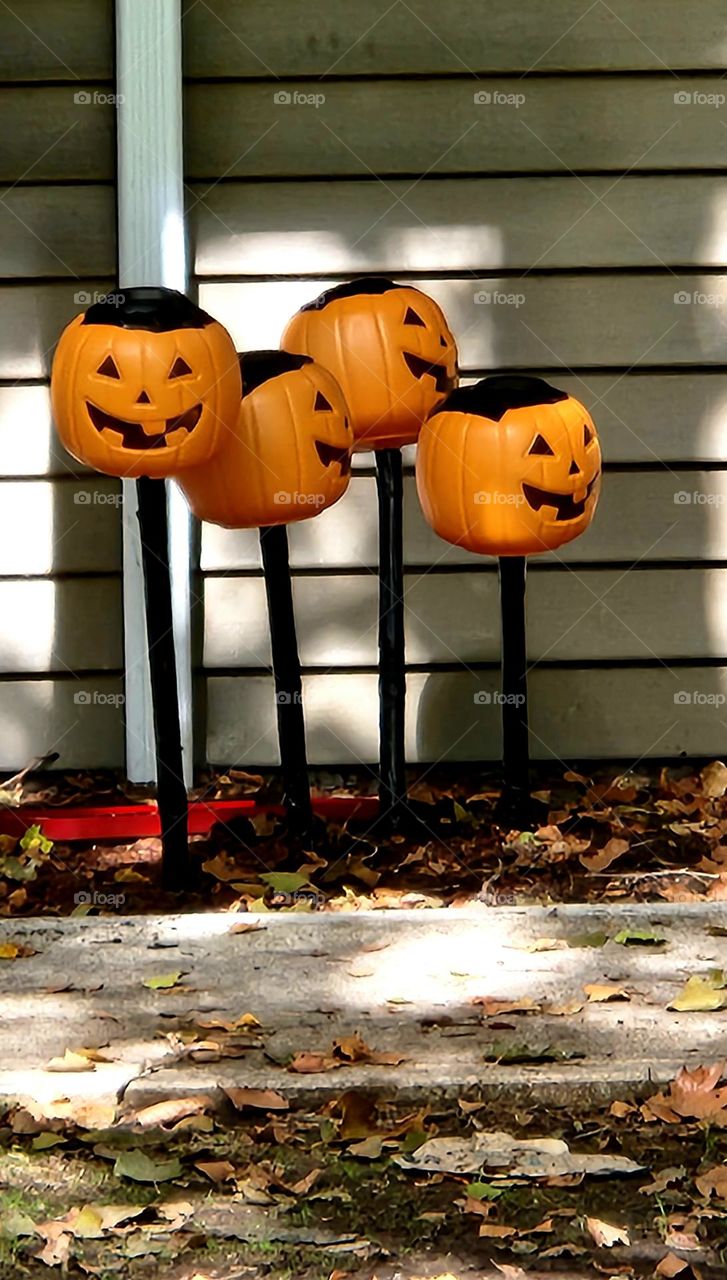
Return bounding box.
[417,375,601,556]
[176,350,353,529]
[281,277,458,451]
[51,287,241,478]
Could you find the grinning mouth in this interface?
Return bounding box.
[87,402,202,449]
[315,440,351,475]
[403,351,455,395]
[522,475,599,521]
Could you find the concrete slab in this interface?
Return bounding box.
[0,903,725,1114]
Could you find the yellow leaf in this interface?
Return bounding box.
[142,971,184,990]
[583,983,630,1003]
[668,973,727,1012]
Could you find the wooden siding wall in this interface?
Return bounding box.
[0,1,123,768]
[185,0,727,767]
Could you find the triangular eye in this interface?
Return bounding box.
[314,390,333,411]
[528,433,555,456]
[404,306,426,326]
[584,422,593,445]
[169,356,193,379]
[97,356,120,379]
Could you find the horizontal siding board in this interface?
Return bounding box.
[206,667,727,765]
[203,568,727,668]
[0,578,121,673]
[0,388,89,477]
[0,89,114,182]
[193,176,727,275]
[0,282,114,379]
[0,187,116,278]
[199,472,727,571]
[187,79,727,179]
[200,275,727,372]
[0,479,121,575]
[184,1,727,76]
[0,1,113,81]
[0,678,124,771]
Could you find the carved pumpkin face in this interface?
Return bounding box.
[281,277,458,451]
[51,288,241,478]
[176,350,353,529]
[417,376,602,556]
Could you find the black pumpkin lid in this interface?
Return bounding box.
[300,276,410,312]
[436,375,569,422]
[240,349,313,395]
[82,287,217,332]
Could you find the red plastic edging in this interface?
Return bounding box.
[0,795,380,842]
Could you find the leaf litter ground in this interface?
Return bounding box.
[2,760,727,1276]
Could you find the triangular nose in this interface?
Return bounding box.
[136,390,151,404]
[569,459,581,475]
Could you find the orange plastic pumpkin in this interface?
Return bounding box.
[417,376,601,556]
[51,288,241,479]
[281,277,458,451]
[176,350,353,529]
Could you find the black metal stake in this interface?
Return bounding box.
[375,449,407,825]
[135,477,190,890]
[259,523,314,836]
[497,554,530,819]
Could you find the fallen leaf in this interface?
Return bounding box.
[195,1159,236,1183]
[472,996,541,1016]
[124,1096,212,1130]
[114,1150,184,1183]
[700,760,727,797]
[224,1087,289,1112]
[142,971,185,990]
[395,1131,644,1179]
[584,983,631,1003]
[695,1163,727,1198]
[479,1223,516,1238]
[645,1061,727,1124]
[44,1049,97,1073]
[668,972,727,1012]
[581,838,630,872]
[586,1216,630,1247]
[0,940,35,959]
[655,1255,690,1277]
[614,927,666,946]
[610,1100,637,1118]
[545,999,585,1017]
[639,1166,686,1195]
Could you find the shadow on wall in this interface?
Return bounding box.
[198,166,727,770]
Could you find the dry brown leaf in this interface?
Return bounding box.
[646,1061,727,1124]
[195,1159,236,1183]
[654,1254,692,1277]
[479,1223,516,1238]
[700,760,727,798]
[610,1100,637,1118]
[124,1096,212,1130]
[472,996,541,1016]
[586,1216,630,1247]
[545,999,585,1017]
[228,921,266,934]
[333,1033,407,1067]
[580,837,630,872]
[584,983,631,1003]
[224,1087,289,1112]
[695,1163,727,1198]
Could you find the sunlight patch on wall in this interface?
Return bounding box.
[199,280,328,351]
[0,482,56,574]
